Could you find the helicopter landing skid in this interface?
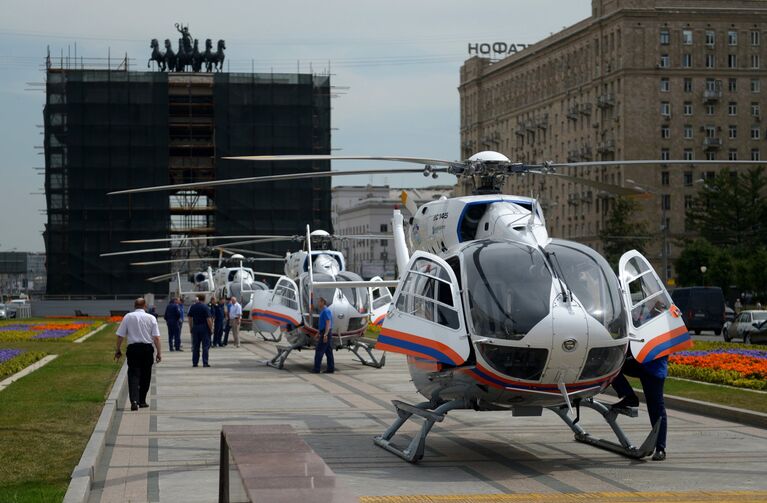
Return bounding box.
[259,329,283,343]
[349,339,386,368]
[374,399,466,463]
[266,342,302,369]
[551,398,660,459]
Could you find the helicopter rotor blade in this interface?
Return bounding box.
[109,168,446,195]
[223,154,457,166]
[215,246,286,259]
[121,235,295,244]
[530,171,645,197]
[548,159,767,168]
[100,247,175,257]
[131,257,284,266]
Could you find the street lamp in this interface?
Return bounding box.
[626,179,669,285]
[700,265,707,286]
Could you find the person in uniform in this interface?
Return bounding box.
[115,298,162,411]
[163,297,181,351]
[312,296,334,374]
[212,297,226,347]
[187,294,213,367]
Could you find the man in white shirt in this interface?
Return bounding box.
[115,298,162,411]
[228,296,243,348]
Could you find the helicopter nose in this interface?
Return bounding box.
[543,302,590,384]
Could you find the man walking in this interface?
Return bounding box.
[177,298,185,350]
[312,296,334,374]
[222,297,232,346]
[228,296,242,348]
[115,298,162,411]
[212,297,226,347]
[163,298,181,351]
[188,294,213,367]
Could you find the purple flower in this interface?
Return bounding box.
[32,329,77,339]
[675,349,767,359]
[0,348,23,363]
[0,324,31,332]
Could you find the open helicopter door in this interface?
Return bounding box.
[253,276,301,331]
[377,251,471,366]
[369,276,392,327]
[618,250,692,363]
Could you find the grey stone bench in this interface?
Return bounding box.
[219,424,357,503]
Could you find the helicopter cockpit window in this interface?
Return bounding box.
[372,286,392,310]
[272,279,298,311]
[311,273,336,310]
[463,240,551,340]
[547,240,626,340]
[395,258,460,330]
[626,262,670,327]
[336,272,370,312]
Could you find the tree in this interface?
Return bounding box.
[599,196,650,270]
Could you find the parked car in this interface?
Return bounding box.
[725,306,735,323]
[0,304,7,320]
[671,286,726,335]
[723,310,767,343]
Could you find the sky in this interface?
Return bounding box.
[0,0,591,251]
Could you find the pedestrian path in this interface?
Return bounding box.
[86,324,767,502]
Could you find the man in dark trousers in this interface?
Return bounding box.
[222,297,232,346]
[163,298,182,351]
[115,298,162,411]
[177,298,185,350]
[312,296,334,373]
[188,294,213,367]
[212,297,226,347]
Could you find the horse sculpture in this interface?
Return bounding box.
[212,39,226,72]
[148,39,165,71]
[203,39,215,72]
[163,39,177,72]
[176,37,189,71]
[191,39,203,72]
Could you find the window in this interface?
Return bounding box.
[682,53,692,68]
[729,30,738,46]
[728,54,738,68]
[660,101,671,116]
[684,78,693,92]
[752,30,760,46]
[705,125,716,138]
[706,30,716,47]
[662,194,671,211]
[752,54,761,69]
[729,78,737,92]
[661,171,670,186]
[661,148,670,161]
[752,78,761,93]
[729,125,738,139]
[752,102,761,117]
[684,124,693,139]
[660,78,670,92]
[705,53,715,68]
[729,102,738,115]
[682,29,693,45]
[752,126,762,139]
[706,151,717,161]
[684,149,694,161]
[729,149,738,160]
[660,54,670,68]
[661,125,670,139]
[684,171,693,186]
[380,224,388,233]
[397,258,460,330]
[752,149,761,161]
[685,195,694,209]
[706,103,715,115]
[683,102,693,115]
[660,30,670,45]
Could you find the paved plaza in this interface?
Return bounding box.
[87,324,767,502]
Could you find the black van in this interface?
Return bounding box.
[670,287,726,335]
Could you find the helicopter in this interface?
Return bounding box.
[110,150,767,461]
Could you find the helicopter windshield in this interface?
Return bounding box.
[547,240,627,339]
[336,272,370,312]
[462,240,552,340]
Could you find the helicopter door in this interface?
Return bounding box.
[369,276,393,326]
[618,250,691,363]
[378,251,471,366]
[262,277,301,328]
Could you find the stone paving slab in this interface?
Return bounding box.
[87,324,767,503]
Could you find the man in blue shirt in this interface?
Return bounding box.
[187,294,213,367]
[163,298,181,351]
[312,296,335,373]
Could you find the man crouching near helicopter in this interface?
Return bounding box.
[311,296,335,374]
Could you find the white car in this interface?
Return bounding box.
[723,310,767,343]
[0,304,7,320]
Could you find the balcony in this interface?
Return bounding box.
[703,137,723,149]
[567,106,579,120]
[597,139,616,153]
[579,103,593,116]
[567,149,582,162]
[515,122,527,136]
[703,81,723,102]
[536,113,549,130]
[597,93,615,108]
[580,146,593,160]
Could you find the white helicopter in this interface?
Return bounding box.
[111,150,767,461]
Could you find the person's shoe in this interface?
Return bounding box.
[236,344,241,348]
[139,402,149,408]
[193,364,198,367]
[203,364,211,367]
[131,402,139,411]
[168,349,174,352]
[652,449,666,461]
[322,369,335,374]
[176,348,183,352]
[612,395,639,409]
[310,369,320,374]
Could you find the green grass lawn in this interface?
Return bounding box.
[627,376,767,414]
[0,323,121,503]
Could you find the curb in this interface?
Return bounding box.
[0,354,58,391]
[62,362,128,503]
[604,387,767,429]
[73,323,109,344]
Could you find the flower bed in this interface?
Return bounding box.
[669,341,767,391]
[0,319,104,343]
[0,348,48,381]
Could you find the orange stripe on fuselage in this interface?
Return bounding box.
[379,327,465,364]
[635,325,689,362]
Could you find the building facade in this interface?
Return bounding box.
[459,0,767,282]
[0,252,47,297]
[332,185,452,278]
[44,64,331,295]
